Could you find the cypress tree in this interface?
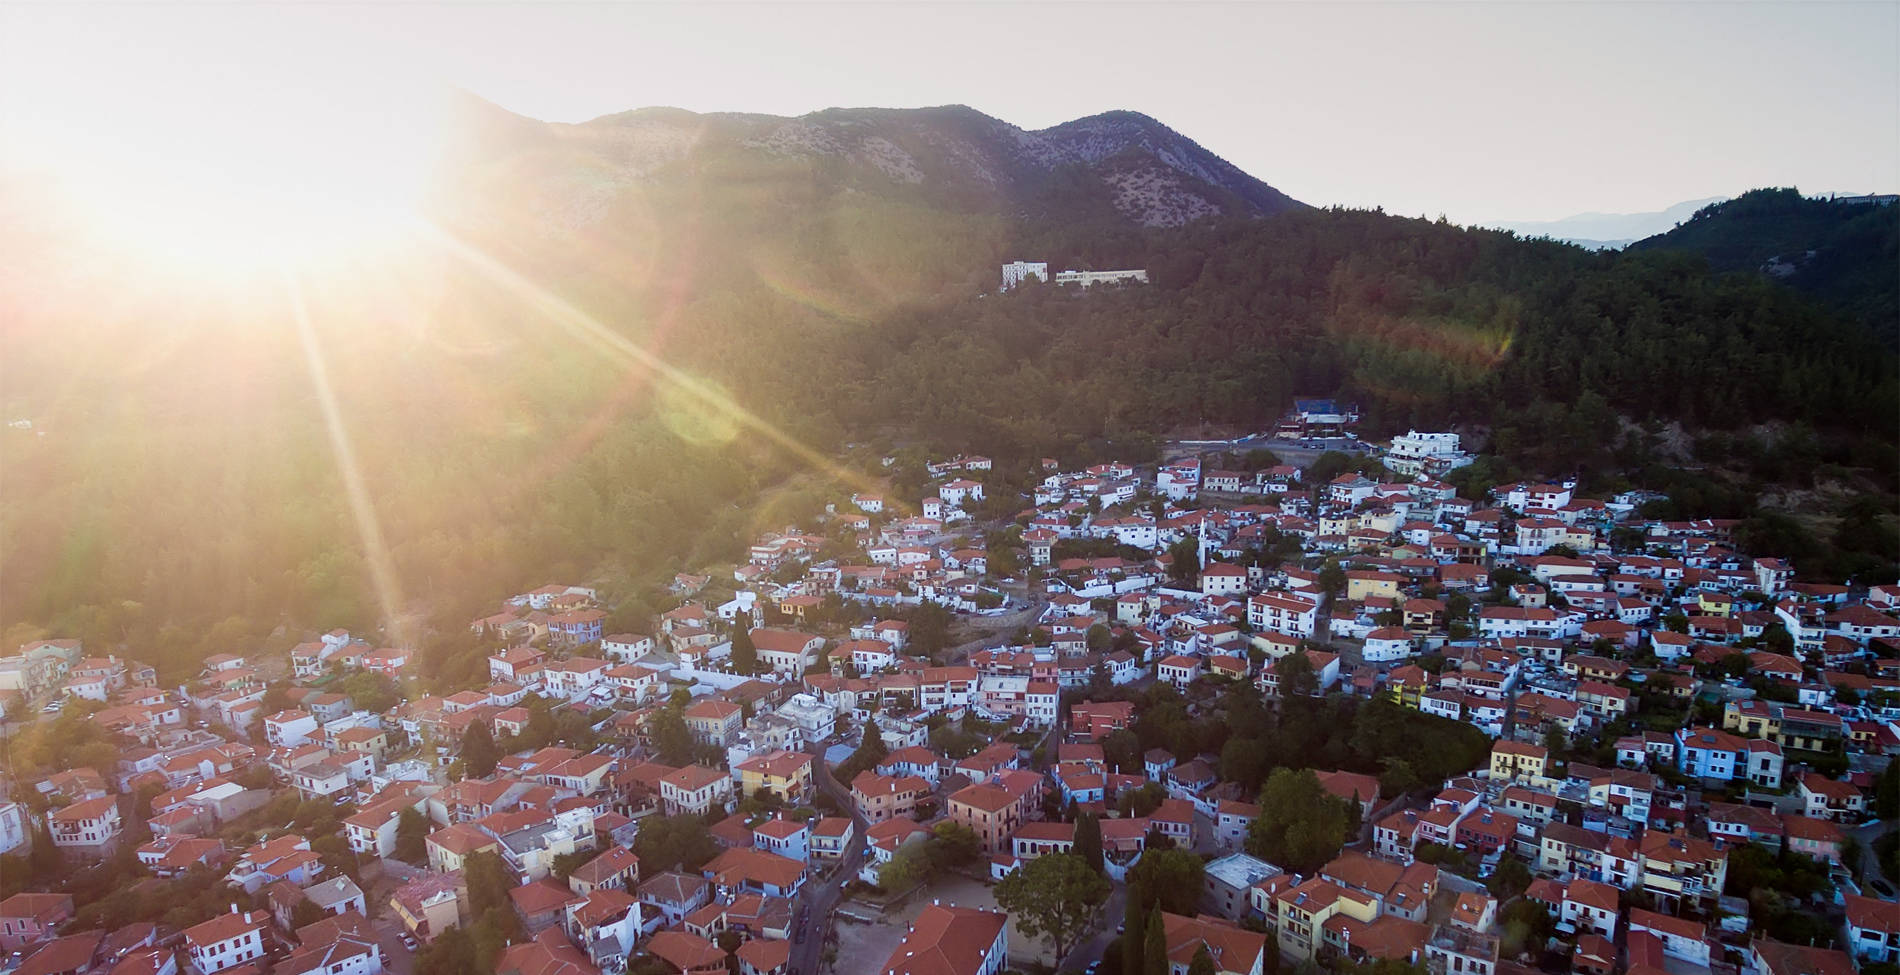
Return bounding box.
[730,622,758,675]
[1142,905,1167,975]
[1075,811,1104,874]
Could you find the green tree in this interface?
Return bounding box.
[1123,881,1148,975]
[464,850,519,924]
[460,721,499,778]
[631,813,719,874]
[1167,538,1201,584]
[394,807,428,865]
[649,704,695,766]
[730,624,758,676]
[1143,906,1168,975]
[1245,768,1350,873]
[1117,781,1167,818]
[994,851,1111,959]
[1317,560,1346,598]
[1188,945,1216,975]
[1874,760,1899,820]
[928,820,982,870]
[1487,855,1531,901]
[1074,812,1104,874]
[1275,650,1317,698]
[878,843,931,890]
[1128,848,1206,915]
[291,896,328,931]
[414,924,476,975]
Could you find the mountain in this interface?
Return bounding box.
[437,98,1304,234]
[1491,196,1726,249]
[1625,188,1899,347]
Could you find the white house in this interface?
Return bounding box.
[184,909,271,974]
[1248,592,1318,638]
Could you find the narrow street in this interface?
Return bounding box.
[795,743,872,975]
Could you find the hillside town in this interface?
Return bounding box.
[1,428,1897,975]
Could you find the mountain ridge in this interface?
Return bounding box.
[440,95,1304,229]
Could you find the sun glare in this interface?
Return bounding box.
[23,83,448,277]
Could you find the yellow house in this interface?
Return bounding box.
[1384,665,1430,710]
[1697,592,1735,618]
[1274,877,1379,961]
[734,750,814,803]
[426,823,499,875]
[1319,514,1355,539]
[1346,571,1404,603]
[1356,510,1401,534]
[1489,741,1549,781]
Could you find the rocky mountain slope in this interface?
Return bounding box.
[436,96,1304,233]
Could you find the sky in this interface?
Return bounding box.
[2,1,1895,226]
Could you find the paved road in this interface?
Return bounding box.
[1846,818,1896,890]
[1057,878,1127,973]
[795,744,871,975]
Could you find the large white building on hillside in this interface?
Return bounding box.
[1384,431,1474,476]
[1000,261,1049,290]
[1053,268,1148,288]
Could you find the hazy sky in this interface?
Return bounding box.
[3,1,1895,225]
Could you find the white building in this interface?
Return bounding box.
[1247,592,1319,638]
[1053,269,1148,288]
[0,802,27,856]
[1384,431,1473,477]
[1000,261,1049,290]
[184,909,271,975]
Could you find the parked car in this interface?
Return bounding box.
[400,933,418,950]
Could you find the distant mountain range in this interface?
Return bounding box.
[1489,196,1728,250]
[437,96,1305,233]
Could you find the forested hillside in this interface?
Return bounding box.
[3,99,1895,677]
[847,210,1898,460]
[1628,188,1898,348]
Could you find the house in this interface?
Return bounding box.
[0,892,73,951]
[947,783,1025,855]
[568,845,641,899]
[1844,893,1900,963]
[1248,592,1319,638]
[1797,773,1866,821]
[46,795,123,860]
[810,818,855,863]
[740,937,792,975]
[683,699,744,747]
[277,930,382,975]
[649,930,727,975]
[878,904,1008,975]
[749,628,825,678]
[1489,741,1549,782]
[1750,939,1857,975]
[1070,701,1137,740]
[753,818,810,863]
[1202,854,1281,921]
[661,765,734,817]
[702,846,808,900]
[1159,912,1269,975]
[1157,655,1203,690]
[639,872,711,928]
[428,823,500,874]
[735,750,813,804]
[1630,909,1712,968]
[183,908,270,974]
[389,872,466,944]
[852,772,931,823]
